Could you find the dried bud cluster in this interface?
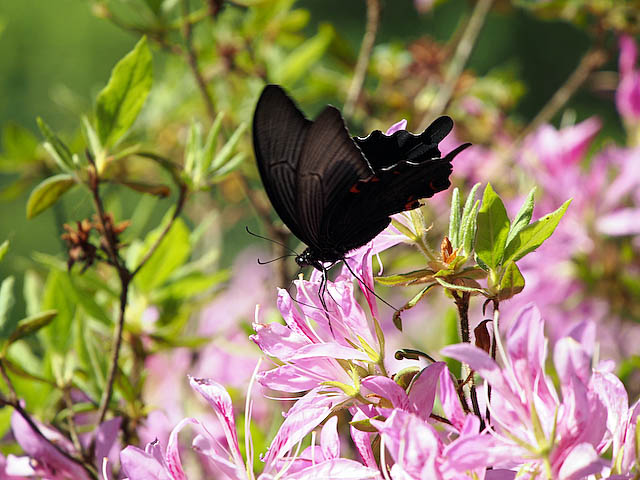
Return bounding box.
[61,214,129,271]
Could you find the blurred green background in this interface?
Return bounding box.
[0,0,621,318]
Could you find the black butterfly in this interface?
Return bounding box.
[252,84,470,273]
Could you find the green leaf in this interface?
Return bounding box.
[153,270,229,302]
[0,277,16,341]
[448,188,461,248]
[26,174,75,219]
[40,271,76,353]
[95,36,153,148]
[81,116,102,159]
[183,120,202,178]
[460,200,480,257]
[274,23,334,84]
[0,240,8,263]
[475,183,510,270]
[200,112,225,175]
[375,269,435,286]
[459,183,481,255]
[503,199,571,264]
[435,277,486,295]
[506,187,536,247]
[37,118,74,171]
[134,217,191,292]
[210,122,248,173]
[6,310,57,348]
[497,261,525,300]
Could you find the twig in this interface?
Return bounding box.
[418,0,495,130]
[0,360,18,402]
[343,0,381,118]
[96,263,130,425]
[509,47,607,151]
[181,0,216,120]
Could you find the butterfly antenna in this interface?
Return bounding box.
[257,254,297,265]
[245,226,299,256]
[342,259,398,312]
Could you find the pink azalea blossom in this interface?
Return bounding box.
[121,376,380,480]
[442,304,625,479]
[616,35,640,123]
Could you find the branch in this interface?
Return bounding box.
[418,0,495,130]
[343,0,381,118]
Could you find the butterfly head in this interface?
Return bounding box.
[295,248,329,272]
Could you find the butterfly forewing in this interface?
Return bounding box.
[296,106,372,250]
[253,85,313,244]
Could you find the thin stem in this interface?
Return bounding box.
[509,47,607,151]
[181,0,216,120]
[97,275,130,425]
[418,0,495,130]
[453,291,471,343]
[0,360,18,402]
[343,0,381,118]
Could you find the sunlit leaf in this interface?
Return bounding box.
[95,36,153,148]
[476,183,510,270]
[503,199,571,264]
[497,261,525,300]
[26,174,76,219]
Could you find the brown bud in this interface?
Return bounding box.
[440,236,457,264]
[474,320,492,355]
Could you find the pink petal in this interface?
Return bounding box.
[361,376,410,411]
[94,417,121,469]
[619,35,638,75]
[120,446,171,480]
[320,416,340,460]
[263,387,341,467]
[438,364,466,431]
[596,208,640,236]
[188,377,243,466]
[385,119,407,135]
[557,443,603,480]
[408,362,445,420]
[285,459,382,479]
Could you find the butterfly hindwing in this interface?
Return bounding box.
[353,116,454,171]
[253,85,313,244]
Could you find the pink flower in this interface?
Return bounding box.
[371,409,513,479]
[616,35,640,123]
[252,267,380,395]
[442,304,616,479]
[122,376,380,480]
[6,412,120,479]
